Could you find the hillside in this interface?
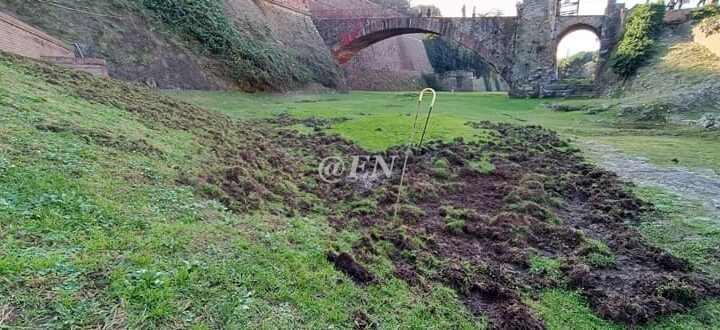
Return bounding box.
[3,52,720,328]
[0,0,340,91]
[602,14,720,125]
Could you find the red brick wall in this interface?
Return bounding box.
[264,0,309,14]
[0,11,75,59]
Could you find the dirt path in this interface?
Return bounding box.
[581,141,720,212]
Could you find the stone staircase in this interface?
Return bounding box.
[540,82,596,98]
[0,11,108,77]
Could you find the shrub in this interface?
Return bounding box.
[558,51,598,80]
[610,3,666,77]
[690,4,720,20]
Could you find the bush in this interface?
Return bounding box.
[140,0,332,91]
[693,5,720,36]
[558,51,598,80]
[610,3,666,77]
[690,4,720,20]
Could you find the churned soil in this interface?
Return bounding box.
[314,122,720,329]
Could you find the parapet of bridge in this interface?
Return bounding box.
[314,0,626,98]
[0,11,108,76]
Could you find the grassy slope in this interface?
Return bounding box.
[612,25,720,114]
[0,55,482,328]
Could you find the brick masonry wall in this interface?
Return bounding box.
[0,11,74,59]
[264,0,310,14]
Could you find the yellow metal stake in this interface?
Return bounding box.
[393,88,437,222]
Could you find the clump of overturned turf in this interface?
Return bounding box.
[326,252,378,285]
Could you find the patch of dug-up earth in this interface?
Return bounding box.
[9,53,719,329]
[581,141,720,212]
[313,122,720,329]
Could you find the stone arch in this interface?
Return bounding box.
[317,17,518,83]
[334,28,433,65]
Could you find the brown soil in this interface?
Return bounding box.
[11,54,720,329]
[312,122,720,328]
[327,252,378,285]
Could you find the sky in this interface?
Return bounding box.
[407,0,660,58]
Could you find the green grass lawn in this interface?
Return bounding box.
[170,91,720,174]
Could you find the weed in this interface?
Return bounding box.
[467,155,495,174]
[528,254,563,281]
[582,238,616,268]
[445,219,466,234]
[656,283,696,305]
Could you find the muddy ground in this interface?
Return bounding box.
[11,54,720,329]
[309,122,720,329]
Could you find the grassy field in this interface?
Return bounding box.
[171,91,720,174]
[2,50,719,328]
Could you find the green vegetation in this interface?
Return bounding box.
[527,289,623,329]
[611,3,666,76]
[690,4,720,20]
[582,238,616,268]
[171,91,720,174]
[528,289,720,330]
[467,155,495,174]
[695,5,720,36]
[635,187,720,276]
[558,51,598,80]
[528,254,563,281]
[0,54,482,328]
[140,0,334,90]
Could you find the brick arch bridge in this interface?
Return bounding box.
[313,0,624,97]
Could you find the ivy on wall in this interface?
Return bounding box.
[141,0,335,91]
[610,3,666,77]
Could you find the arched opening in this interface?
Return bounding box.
[340,31,508,92]
[555,25,601,84]
[422,35,508,92]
